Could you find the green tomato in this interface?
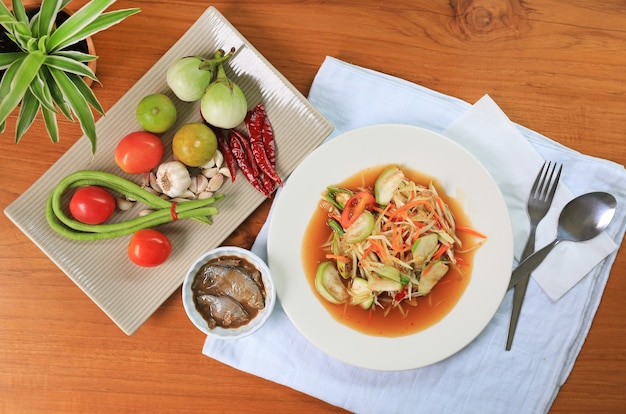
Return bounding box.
[136,93,177,133]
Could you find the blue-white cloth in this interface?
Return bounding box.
[203,57,626,413]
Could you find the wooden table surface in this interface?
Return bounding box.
[2,1,625,412]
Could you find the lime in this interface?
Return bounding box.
[172,123,217,167]
[136,93,177,133]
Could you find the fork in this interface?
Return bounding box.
[505,161,562,350]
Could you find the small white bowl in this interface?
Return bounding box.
[182,246,276,339]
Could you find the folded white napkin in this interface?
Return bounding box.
[203,57,626,414]
[443,96,617,300]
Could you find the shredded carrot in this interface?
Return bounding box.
[388,199,446,230]
[432,243,449,260]
[360,245,375,262]
[456,226,487,239]
[391,225,411,253]
[369,238,388,262]
[326,253,350,262]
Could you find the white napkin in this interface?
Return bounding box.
[443,96,617,300]
[203,57,626,414]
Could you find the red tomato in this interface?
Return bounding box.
[115,131,164,174]
[69,186,116,224]
[127,229,172,267]
[341,191,376,229]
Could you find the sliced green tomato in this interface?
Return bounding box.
[349,277,374,309]
[343,210,375,243]
[367,274,403,292]
[374,165,405,205]
[315,261,349,304]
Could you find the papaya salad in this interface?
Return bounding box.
[314,165,486,317]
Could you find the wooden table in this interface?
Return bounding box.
[2,1,625,412]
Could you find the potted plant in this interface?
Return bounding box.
[0,0,140,154]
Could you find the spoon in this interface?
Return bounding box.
[509,191,616,287]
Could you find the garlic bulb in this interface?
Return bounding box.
[155,161,191,198]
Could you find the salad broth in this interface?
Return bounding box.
[302,165,478,337]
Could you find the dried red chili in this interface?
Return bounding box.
[246,104,282,186]
[215,128,237,182]
[258,105,277,167]
[229,129,270,197]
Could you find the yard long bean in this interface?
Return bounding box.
[46,170,223,240]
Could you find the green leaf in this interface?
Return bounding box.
[41,104,60,143]
[0,1,14,19]
[0,51,45,125]
[10,21,32,49]
[48,67,97,153]
[29,72,56,112]
[0,51,25,69]
[0,120,5,133]
[10,0,27,23]
[15,89,41,144]
[42,65,73,121]
[70,73,104,115]
[38,0,64,38]
[54,50,97,63]
[47,0,116,51]
[45,54,96,80]
[0,56,20,99]
[52,8,139,51]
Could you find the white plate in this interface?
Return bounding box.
[4,7,332,335]
[267,124,513,371]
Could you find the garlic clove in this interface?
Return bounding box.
[142,185,159,196]
[149,172,163,193]
[201,167,219,178]
[199,157,215,169]
[116,197,135,211]
[213,150,224,169]
[188,176,198,194]
[138,209,155,217]
[180,189,196,199]
[197,190,215,200]
[218,167,232,178]
[141,172,151,187]
[207,173,224,192]
[196,174,209,194]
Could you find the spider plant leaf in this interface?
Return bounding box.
[50,8,140,52]
[10,21,32,47]
[47,0,115,51]
[0,1,13,18]
[15,88,41,144]
[0,51,25,69]
[0,56,19,98]
[41,104,60,143]
[70,74,104,115]
[41,65,73,121]
[45,54,96,81]
[29,72,56,112]
[37,0,64,38]
[9,0,27,22]
[48,67,97,153]
[0,120,5,133]
[0,50,45,125]
[55,49,97,63]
